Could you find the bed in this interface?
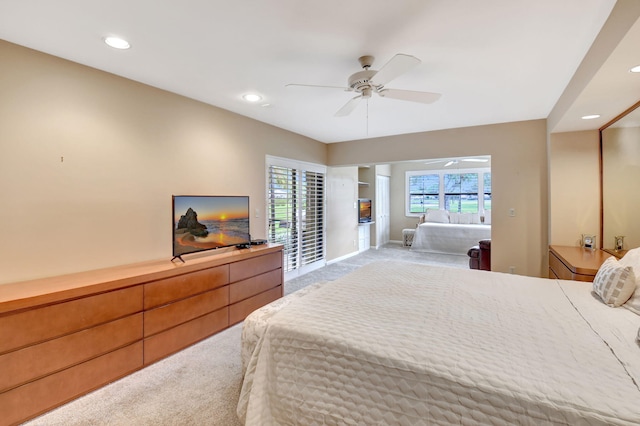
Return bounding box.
[238,260,640,425]
[410,222,491,254]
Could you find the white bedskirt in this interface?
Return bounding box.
[410,222,491,254]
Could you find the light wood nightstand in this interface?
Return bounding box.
[549,245,612,282]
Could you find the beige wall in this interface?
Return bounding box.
[326,167,359,260]
[327,120,549,277]
[0,40,327,284]
[548,131,601,248]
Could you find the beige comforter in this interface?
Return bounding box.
[238,261,640,425]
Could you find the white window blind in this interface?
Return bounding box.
[267,157,325,275]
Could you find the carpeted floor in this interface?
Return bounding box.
[23,244,467,425]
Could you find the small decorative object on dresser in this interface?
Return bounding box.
[581,234,596,250]
[615,235,625,251]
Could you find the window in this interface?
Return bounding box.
[406,168,491,216]
[444,173,479,213]
[408,174,439,214]
[483,172,492,211]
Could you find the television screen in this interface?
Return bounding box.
[358,198,372,223]
[172,195,250,258]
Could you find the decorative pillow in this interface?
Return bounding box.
[593,257,636,307]
[425,209,450,223]
[449,212,460,224]
[619,248,640,315]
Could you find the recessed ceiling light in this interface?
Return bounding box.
[242,93,262,102]
[629,65,640,73]
[581,114,600,120]
[104,36,130,50]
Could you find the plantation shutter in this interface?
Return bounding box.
[300,170,324,267]
[267,157,325,276]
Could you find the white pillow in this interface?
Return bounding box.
[619,247,640,315]
[592,256,636,307]
[449,212,459,224]
[458,213,472,224]
[483,210,492,225]
[425,209,450,223]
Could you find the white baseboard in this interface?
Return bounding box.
[326,250,360,265]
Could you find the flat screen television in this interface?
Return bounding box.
[172,195,250,259]
[358,198,372,223]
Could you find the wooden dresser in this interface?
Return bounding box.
[0,244,283,426]
[548,245,611,282]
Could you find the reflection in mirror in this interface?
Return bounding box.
[601,102,640,253]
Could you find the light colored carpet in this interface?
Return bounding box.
[23,243,467,425]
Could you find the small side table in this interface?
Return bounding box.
[548,245,611,282]
[402,228,416,247]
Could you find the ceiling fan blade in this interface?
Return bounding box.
[370,54,421,86]
[286,83,349,91]
[378,88,441,104]
[335,95,362,117]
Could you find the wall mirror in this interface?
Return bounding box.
[600,101,640,255]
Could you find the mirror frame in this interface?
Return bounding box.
[599,99,640,254]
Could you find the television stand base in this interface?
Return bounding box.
[171,255,185,263]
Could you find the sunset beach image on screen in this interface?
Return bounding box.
[172,195,250,256]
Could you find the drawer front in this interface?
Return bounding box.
[549,252,595,282]
[229,285,282,325]
[230,269,282,304]
[0,313,142,393]
[143,307,229,365]
[144,286,229,337]
[0,286,143,353]
[229,251,282,283]
[144,265,229,310]
[549,251,574,281]
[1,341,142,426]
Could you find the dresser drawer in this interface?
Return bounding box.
[0,341,143,426]
[144,286,229,337]
[144,265,229,310]
[143,308,228,364]
[230,269,282,304]
[229,251,282,282]
[0,286,143,353]
[229,285,282,325]
[0,313,142,393]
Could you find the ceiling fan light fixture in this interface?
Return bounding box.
[103,36,130,50]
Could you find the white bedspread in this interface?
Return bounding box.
[238,261,640,425]
[411,222,491,254]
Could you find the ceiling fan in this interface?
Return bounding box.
[424,158,489,167]
[286,54,441,117]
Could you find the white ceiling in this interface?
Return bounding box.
[0,0,633,143]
